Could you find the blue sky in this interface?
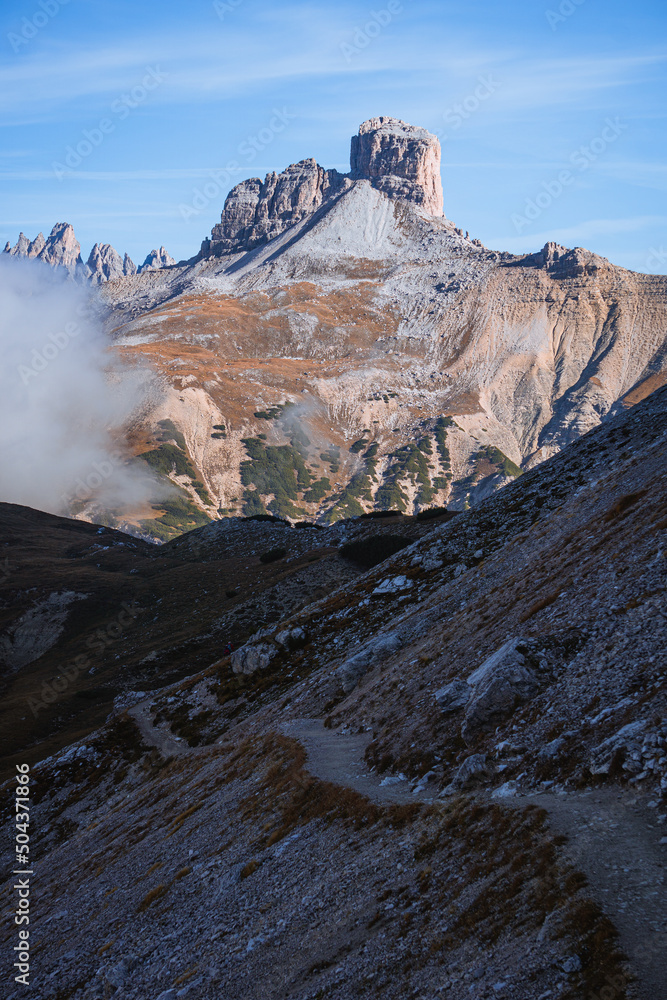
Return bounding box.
[1,0,665,272]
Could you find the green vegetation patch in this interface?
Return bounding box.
[140,494,210,542]
[350,435,369,453]
[156,418,186,451]
[434,416,454,470]
[141,420,213,513]
[142,442,196,479]
[320,447,341,473]
[324,453,379,523]
[476,445,523,478]
[376,437,434,513]
[254,401,294,421]
[303,477,331,502]
[240,435,314,519]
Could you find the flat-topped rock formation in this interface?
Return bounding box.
[350,116,443,216]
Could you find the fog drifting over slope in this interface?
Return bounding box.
[0,255,162,517]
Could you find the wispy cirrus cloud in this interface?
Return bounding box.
[489,214,667,253]
[0,23,664,120]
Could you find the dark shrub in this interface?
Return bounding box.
[415,506,458,522]
[244,514,286,524]
[260,547,287,563]
[339,534,412,569]
[357,510,401,520]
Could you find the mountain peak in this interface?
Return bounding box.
[351,116,443,216]
[140,246,176,272]
[202,115,443,257]
[2,223,170,282]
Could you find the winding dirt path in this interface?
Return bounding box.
[523,789,667,1000]
[128,707,666,999]
[127,702,190,757]
[280,718,432,805]
[282,718,667,1000]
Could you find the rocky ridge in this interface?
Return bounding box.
[99,109,666,533]
[2,223,174,282]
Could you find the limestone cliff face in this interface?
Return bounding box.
[203,117,443,256]
[350,116,443,216]
[203,159,349,255]
[3,223,85,276]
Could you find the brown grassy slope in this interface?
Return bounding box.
[0,506,448,778]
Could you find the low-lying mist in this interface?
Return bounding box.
[0,255,163,519]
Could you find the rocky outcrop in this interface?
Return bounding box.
[139,246,176,272]
[3,223,84,276]
[202,116,444,255]
[4,231,46,258]
[336,630,403,693]
[87,243,137,284]
[434,678,471,713]
[123,252,137,276]
[3,223,167,281]
[522,240,608,278]
[350,116,443,216]
[461,638,546,742]
[203,159,349,255]
[230,642,277,675]
[37,222,83,273]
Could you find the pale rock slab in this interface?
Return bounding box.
[336,630,403,693]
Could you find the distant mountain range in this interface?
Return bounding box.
[3,221,174,282]
[4,116,667,539]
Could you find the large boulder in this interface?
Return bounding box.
[439,753,493,796]
[336,631,403,693]
[434,678,471,714]
[230,642,277,675]
[274,626,307,651]
[461,638,542,742]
